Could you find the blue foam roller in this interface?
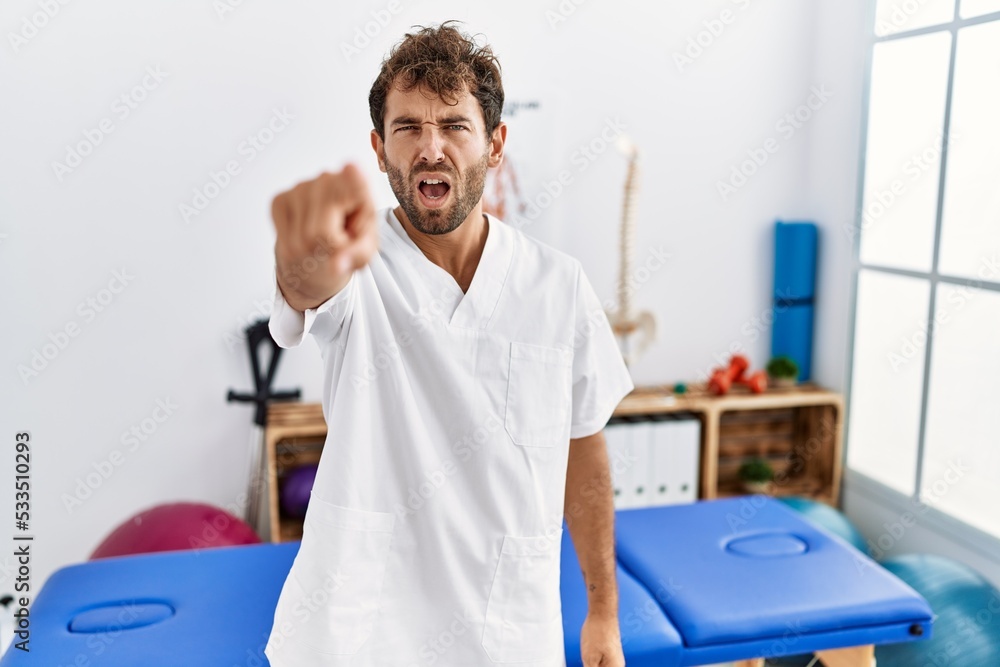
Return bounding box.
[774,221,817,300]
[772,221,817,382]
[772,303,814,381]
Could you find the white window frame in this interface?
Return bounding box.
[844,1,1000,560]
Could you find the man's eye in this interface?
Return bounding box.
[396,126,418,132]
[447,125,467,131]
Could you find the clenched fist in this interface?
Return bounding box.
[271,163,379,313]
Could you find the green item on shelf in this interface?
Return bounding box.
[673,382,687,395]
[738,456,774,483]
[766,355,799,380]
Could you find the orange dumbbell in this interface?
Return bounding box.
[708,355,750,395]
[736,369,768,394]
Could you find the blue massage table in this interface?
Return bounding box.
[0,498,932,666]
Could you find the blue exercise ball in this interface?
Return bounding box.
[280,464,318,519]
[777,496,869,553]
[878,553,1000,666]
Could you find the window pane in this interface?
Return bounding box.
[922,284,1000,537]
[875,0,955,36]
[960,0,1000,17]
[847,270,930,494]
[939,21,1000,280]
[860,33,951,272]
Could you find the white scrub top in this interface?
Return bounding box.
[264,206,634,667]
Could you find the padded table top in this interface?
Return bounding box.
[614,497,934,664]
[0,541,298,667]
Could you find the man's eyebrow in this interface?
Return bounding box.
[390,116,422,126]
[389,115,474,126]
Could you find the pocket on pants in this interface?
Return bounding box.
[482,531,564,663]
[504,341,573,448]
[291,494,395,656]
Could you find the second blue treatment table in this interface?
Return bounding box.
[563,497,933,666]
[1,497,932,666]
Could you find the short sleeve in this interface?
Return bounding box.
[267,266,356,349]
[569,262,635,439]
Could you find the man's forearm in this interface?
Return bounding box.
[564,430,618,618]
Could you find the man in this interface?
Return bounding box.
[264,21,633,667]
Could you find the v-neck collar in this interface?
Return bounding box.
[381,207,513,331]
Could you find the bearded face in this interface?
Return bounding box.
[375,84,500,235]
[383,148,489,235]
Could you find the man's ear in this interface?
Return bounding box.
[371,130,387,173]
[487,122,507,168]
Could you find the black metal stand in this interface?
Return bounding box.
[227,319,300,426]
[227,318,301,532]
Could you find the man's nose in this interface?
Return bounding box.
[416,125,446,163]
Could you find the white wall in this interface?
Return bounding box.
[800,0,869,396]
[8,0,987,602]
[540,0,818,389]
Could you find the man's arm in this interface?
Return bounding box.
[564,429,625,667]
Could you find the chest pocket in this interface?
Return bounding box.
[504,341,573,447]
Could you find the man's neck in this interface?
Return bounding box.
[394,205,489,293]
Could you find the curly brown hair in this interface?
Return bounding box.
[369,21,504,142]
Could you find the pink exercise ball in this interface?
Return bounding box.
[90,502,261,560]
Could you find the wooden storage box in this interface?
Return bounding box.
[615,383,844,506]
[263,403,327,543]
[714,402,841,503]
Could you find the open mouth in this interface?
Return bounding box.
[416,177,452,208]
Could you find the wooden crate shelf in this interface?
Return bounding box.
[716,478,831,504]
[614,382,844,506]
[263,403,329,543]
[278,519,305,543]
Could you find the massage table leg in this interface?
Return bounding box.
[732,642,875,667]
[814,643,876,666]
